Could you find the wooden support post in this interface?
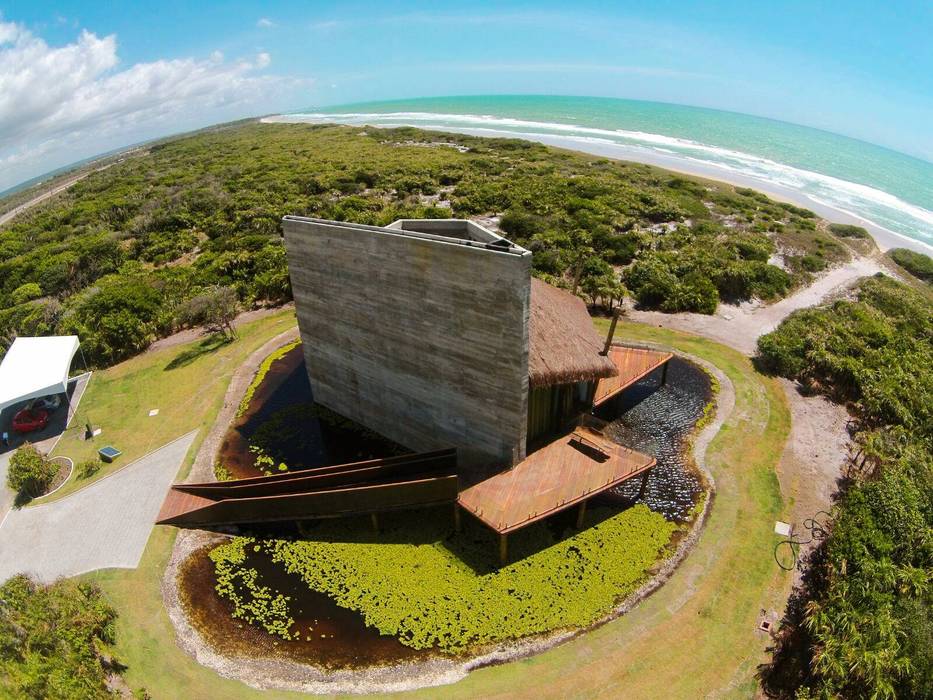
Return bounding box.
[499,533,508,566]
[576,500,587,529]
[454,504,462,533]
[370,512,380,533]
[601,308,620,356]
[661,361,669,386]
[636,470,651,500]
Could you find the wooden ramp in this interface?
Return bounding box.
[593,346,673,407]
[157,450,458,527]
[457,426,655,536]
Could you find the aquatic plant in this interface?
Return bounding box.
[236,338,301,418]
[209,505,676,653]
[209,538,297,640]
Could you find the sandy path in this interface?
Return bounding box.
[626,256,884,355]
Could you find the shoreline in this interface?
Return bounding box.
[425,127,933,256]
[263,117,932,256]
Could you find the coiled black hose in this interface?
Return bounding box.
[774,510,832,571]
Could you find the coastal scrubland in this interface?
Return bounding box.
[887,247,933,284]
[757,275,932,699]
[0,123,857,366]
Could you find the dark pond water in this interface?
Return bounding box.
[187,347,712,668]
[217,344,404,480]
[594,357,712,522]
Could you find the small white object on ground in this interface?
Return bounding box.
[774,521,792,536]
[149,409,160,417]
[92,428,102,437]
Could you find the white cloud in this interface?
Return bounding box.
[0,21,308,191]
[257,17,275,28]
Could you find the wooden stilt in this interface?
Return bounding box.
[370,512,379,533]
[601,308,621,356]
[661,361,669,386]
[576,500,587,529]
[636,470,651,500]
[499,533,508,566]
[454,504,462,533]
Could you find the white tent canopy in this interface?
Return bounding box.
[0,336,80,414]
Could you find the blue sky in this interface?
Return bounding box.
[1,1,931,191]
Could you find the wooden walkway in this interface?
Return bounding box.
[593,346,673,407]
[457,426,655,536]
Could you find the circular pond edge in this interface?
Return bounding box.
[162,347,733,695]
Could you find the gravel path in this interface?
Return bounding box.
[0,431,197,584]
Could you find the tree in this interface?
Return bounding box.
[178,286,239,338]
[0,574,120,698]
[6,444,56,499]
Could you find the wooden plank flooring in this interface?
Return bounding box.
[593,346,673,407]
[458,426,655,534]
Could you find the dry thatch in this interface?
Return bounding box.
[528,278,617,388]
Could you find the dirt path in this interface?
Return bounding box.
[146,304,295,355]
[626,256,884,355]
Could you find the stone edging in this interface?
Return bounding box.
[161,343,735,694]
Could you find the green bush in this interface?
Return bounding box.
[829,223,871,239]
[77,459,102,480]
[6,444,57,498]
[10,282,42,305]
[0,574,120,698]
[888,247,933,284]
[210,505,676,653]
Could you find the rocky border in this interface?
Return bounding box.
[161,342,734,694]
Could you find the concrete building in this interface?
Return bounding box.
[282,216,617,468]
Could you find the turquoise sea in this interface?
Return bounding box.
[271,95,933,251]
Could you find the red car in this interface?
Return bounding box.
[12,407,49,434]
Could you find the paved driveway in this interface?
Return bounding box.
[0,431,196,583]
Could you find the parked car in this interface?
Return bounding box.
[12,407,50,433]
[32,394,63,412]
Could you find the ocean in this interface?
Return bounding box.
[267,95,933,252]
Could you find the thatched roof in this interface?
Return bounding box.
[528,278,617,388]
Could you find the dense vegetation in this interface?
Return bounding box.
[0,575,121,699]
[1,123,854,366]
[210,504,676,653]
[888,247,933,284]
[757,275,932,699]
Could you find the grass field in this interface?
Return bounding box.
[78,321,791,699]
[42,310,296,502]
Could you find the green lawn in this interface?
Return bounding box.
[78,322,791,699]
[42,310,296,502]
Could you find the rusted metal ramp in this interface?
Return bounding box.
[593,346,673,407]
[157,449,458,527]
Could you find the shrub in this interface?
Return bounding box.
[10,282,42,305]
[888,247,933,284]
[829,223,871,239]
[77,459,102,480]
[0,575,120,698]
[6,444,57,498]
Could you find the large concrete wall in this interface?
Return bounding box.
[282,217,532,468]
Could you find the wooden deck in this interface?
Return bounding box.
[593,346,673,407]
[457,426,655,535]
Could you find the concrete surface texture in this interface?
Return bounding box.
[283,217,532,467]
[0,430,197,584]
